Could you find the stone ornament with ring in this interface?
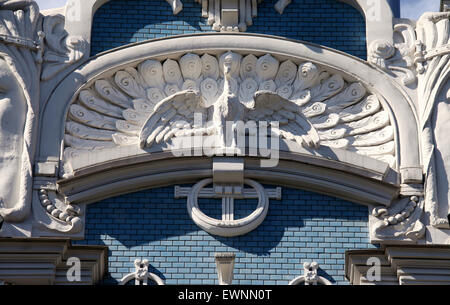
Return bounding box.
[175,179,281,237]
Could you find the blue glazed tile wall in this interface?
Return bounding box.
[76,185,376,285]
[91,0,367,59]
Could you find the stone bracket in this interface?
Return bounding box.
[212,157,244,188]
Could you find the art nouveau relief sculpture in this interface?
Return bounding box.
[119,259,165,285]
[0,1,88,236]
[0,1,42,223]
[368,19,418,86]
[41,14,88,81]
[416,12,450,228]
[288,262,333,285]
[64,51,395,167]
[0,0,442,246]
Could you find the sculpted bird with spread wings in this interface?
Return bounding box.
[65,51,395,166]
[139,52,319,150]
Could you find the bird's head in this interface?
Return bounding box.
[223,53,234,80]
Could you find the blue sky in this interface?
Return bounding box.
[35,0,440,19]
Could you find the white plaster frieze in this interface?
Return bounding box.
[63,51,396,169]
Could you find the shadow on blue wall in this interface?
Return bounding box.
[91,0,367,59]
[77,185,371,285]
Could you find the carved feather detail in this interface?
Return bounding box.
[64,52,395,166]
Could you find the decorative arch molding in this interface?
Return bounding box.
[38,34,420,183]
[32,33,424,243]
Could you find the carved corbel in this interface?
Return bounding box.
[119,259,165,285]
[370,196,426,242]
[289,262,333,285]
[32,180,83,235]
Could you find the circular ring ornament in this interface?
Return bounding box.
[187,178,270,237]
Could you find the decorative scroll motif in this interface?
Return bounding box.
[35,188,82,234]
[41,14,88,81]
[289,262,333,285]
[368,20,418,86]
[371,196,425,241]
[175,178,281,237]
[64,51,395,166]
[119,259,165,285]
[189,0,295,32]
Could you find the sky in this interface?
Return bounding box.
[35,0,441,20]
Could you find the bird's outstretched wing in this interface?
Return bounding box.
[248,91,320,148]
[139,90,209,148]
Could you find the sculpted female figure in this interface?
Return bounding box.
[0,0,41,224]
[417,12,450,228]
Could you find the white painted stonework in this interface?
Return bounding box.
[119,259,165,285]
[289,262,333,285]
[0,0,450,285]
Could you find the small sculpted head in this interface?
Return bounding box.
[223,53,234,80]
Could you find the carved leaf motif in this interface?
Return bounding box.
[345,111,390,136]
[112,134,140,146]
[122,109,148,126]
[201,78,219,107]
[240,54,258,79]
[163,59,183,88]
[302,102,326,118]
[239,78,258,107]
[78,90,123,119]
[66,121,115,141]
[259,80,277,92]
[116,120,140,135]
[69,104,116,130]
[95,79,132,109]
[349,126,394,146]
[256,54,279,82]
[180,53,202,80]
[146,87,167,106]
[182,79,199,92]
[339,95,381,123]
[115,70,146,99]
[133,99,155,114]
[310,113,340,130]
[276,85,293,99]
[324,83,367,110]
[65,134,116,150]
[310,74,345,102]
[294,62,320,92]
[138,60,165,90]
[201,54,219,80]
[275,60,297,87]
[165,84,181,97]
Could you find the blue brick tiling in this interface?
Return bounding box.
[91,0,367,59]
[75,185,376,285]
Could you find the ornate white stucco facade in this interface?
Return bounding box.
[0,0,450,285]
